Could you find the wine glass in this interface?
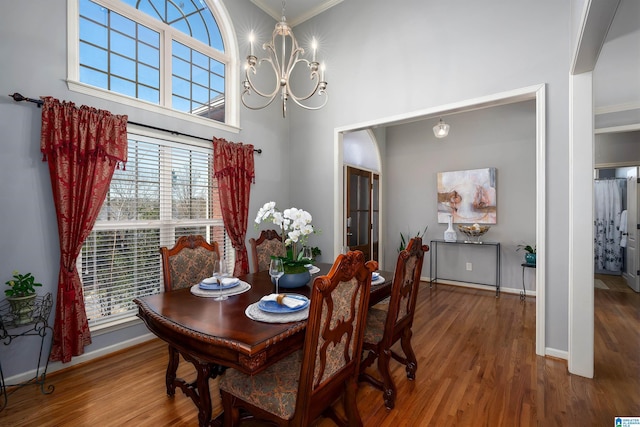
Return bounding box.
[212,259,228,301]
[269,258,285,295]
[301,246,313,263]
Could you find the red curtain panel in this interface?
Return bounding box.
[40,97,128,363]
[213,138,255,276]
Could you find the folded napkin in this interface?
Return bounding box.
[220,277,239,286]
[201,277,218,285]
[261,294,306,309]
[372,272,380,280]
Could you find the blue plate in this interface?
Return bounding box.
[258,294,310,313]
[199,279,239,290]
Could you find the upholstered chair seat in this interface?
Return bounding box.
[221,350,302,420]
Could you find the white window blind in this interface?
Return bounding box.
[80,133,233,327]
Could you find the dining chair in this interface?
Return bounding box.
[219,251,378,427]
[159,234,221,405]
[159,234,220,292]
[359,236,428,410]
[249,229,286,272]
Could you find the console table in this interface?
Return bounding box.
[0,293,55,411]
[430,239,501,297]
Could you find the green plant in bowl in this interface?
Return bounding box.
[5,270,42,297]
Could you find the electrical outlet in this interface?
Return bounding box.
[466,262,472,271]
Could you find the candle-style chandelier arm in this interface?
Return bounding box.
[241,3,328,117]
[285,58,328,108]
[243,57,279,99]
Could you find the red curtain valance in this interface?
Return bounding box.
[40,97,128,166]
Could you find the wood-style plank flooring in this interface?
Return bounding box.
[1,276,638,426]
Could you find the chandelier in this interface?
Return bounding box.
[242,1,328,117]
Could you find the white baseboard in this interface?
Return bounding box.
[545,347,568,360]
[3,333,157,386]
[421,277,537,297]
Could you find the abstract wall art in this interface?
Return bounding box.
[437,167,497,224]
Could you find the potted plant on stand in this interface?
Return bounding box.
[4,270,42,325]
[255,201,317,288]
[517,244,537,265]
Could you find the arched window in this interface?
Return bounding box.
[68,0,238,128]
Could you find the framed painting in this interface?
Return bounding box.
[437,167,497,224]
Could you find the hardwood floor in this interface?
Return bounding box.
[1,279,638,426]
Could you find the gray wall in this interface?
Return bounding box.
[1,0,576,379]
[384,101,536,291]
[0,0,288,378]
[595,131,640,165]
[289,0,571,353]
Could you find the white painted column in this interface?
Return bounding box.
[568,72,594,378]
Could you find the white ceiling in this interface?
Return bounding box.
[250,0,343,27]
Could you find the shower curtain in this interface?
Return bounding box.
[594,179,624,272]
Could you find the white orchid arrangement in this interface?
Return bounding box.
[255,201,315,247]
[255,201,316,272]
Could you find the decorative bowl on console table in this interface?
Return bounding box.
[457,224,490,244]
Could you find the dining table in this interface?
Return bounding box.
[134,262,393,427]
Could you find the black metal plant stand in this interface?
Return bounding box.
[0,293,55,411]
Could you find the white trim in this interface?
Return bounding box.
[595,161,640,169]
[424,279,537,298]
[535,85,546,357]
[568,73,595,378]
[595,101,640,115]
[67,80,240,134]
[4,333,157,386]
[595,123,640,134]
[250,0,344,27]
[545,348,569,360]
[334,84,547,358]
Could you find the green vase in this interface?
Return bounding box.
[525,253,536,265]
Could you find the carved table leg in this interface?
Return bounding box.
[166,345,180,396]
[171,350,224,427]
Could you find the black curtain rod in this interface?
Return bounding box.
[8,92,262,154]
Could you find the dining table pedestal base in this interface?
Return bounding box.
[166,345,225,427]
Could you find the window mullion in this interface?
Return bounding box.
[159,145,174,246]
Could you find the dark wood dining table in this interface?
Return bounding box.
[134,263,393,427]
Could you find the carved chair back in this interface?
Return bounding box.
[359,236,428,409]
[249,229,286,272]
[160,235,220,292]
[293,251,377,424]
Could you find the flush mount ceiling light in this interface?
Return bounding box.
[242,0,328,118]
[433,118,450,138]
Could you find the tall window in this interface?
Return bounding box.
[80,133,233,328]
[70,0,238,127]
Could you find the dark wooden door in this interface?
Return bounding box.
[346,166,379,262]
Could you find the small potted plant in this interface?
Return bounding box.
[398,226,429,252]
[5,270,42,324]
[517,244,536,265]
